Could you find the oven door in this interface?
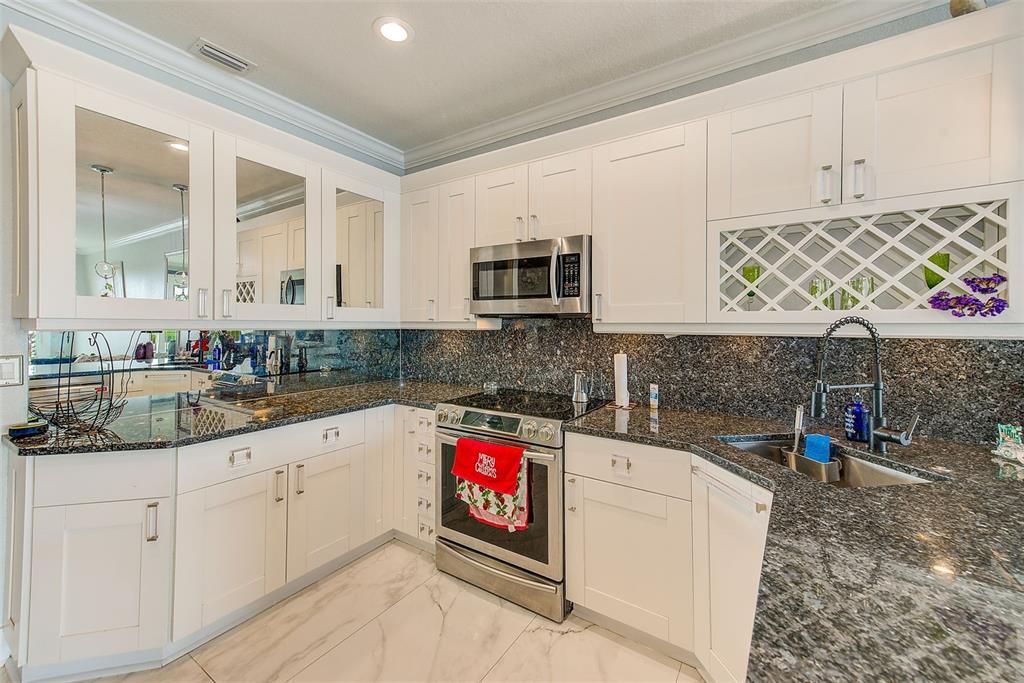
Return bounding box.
[435,429,563,581]
[469,235,590,317]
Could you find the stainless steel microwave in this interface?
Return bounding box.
[470,235,591,317]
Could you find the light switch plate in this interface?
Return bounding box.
[0,355,24,386]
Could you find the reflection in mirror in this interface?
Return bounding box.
[235,158,306,306]
[334,188,384,309]
[75,107,190,300]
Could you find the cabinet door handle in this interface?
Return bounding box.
[568,506,577,512]
[145,502,159,542]
[197,288,209,318]
[529,214,539,240]
[817,164,833,204]
[274,469,285,502]
[464,297,471,321]
[228,447,252,467]
[221,289,232,318]
[853,158,866,199]
[295,463,306,494]
[326,296,335,319]
[594,293,603,321]
[427,298,436,321]
[515,216,525,242]
[567,477,576,484]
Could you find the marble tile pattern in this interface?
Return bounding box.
[564,407,1024,681]
[7,378,480,456]
[86,540,695,683]
[400,318,1024,444]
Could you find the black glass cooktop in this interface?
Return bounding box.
[452,389,605,422]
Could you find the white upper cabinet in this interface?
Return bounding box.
[19,70,215,321]
[708,87,843,220]
[475,165,529,246]
[401,187,440,322]
[842,40,1024,203]
[213,133,321,322]
[321,170,400,323]
[527,150,592,240]
[592,122,707,325]
[437,178,476,322]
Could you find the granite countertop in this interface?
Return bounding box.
[6,379,479,456]
[565,407,1024,682]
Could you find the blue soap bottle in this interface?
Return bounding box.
[844,394,870,443]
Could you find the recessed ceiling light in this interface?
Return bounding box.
[373,17,412,43]
[166,141,189,152]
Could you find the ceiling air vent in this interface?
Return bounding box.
[189,38,257,74]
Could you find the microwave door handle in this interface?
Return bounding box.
[549,243,561,306]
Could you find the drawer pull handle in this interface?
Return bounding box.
[296,463,306,495]
[756,502,769,514]
[611,456,632,474]
[567,477,576,484]
[274,469,285,502]
[145,502,159,542]
[229,448,252,467]
[568,506,577,512]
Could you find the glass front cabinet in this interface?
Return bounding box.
[7,43,400,328]
[14,69,215,322]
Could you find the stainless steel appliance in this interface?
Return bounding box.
[434,389,604,621]
[280,268,305,305]
[469,235,590,317]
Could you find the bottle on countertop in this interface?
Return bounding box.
[844,393,871,443]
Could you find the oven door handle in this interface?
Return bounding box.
[442,541,558,594]
[436,431,556,462]
[549,242,561,307]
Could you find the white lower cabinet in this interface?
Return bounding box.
[565,435,773,683]
[397,406,436,545]
[286,445,365,581]
[173,468,287,638]
[28,498,172,666]
[564,475,693,651]
[692,458,773,683]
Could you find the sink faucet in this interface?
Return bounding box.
[809,316,918,455]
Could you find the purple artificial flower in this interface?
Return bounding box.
[963,273,1007,295]
[980,297,1009,317]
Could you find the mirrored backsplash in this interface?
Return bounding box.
[29,329,400,383]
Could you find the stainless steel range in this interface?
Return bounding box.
[434,389,604,622]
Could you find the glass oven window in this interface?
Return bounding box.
[473,256,552,300]
[439,440,549,565]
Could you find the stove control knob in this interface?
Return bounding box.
[523,420,538,438]
[539,424,554,441]
[448,410,461,424]
[437,411,448,424]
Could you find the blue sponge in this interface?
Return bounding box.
[804,434,832,463]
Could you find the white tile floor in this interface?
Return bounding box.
[7,541,704,683]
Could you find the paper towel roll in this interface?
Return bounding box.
[614,353,629,407]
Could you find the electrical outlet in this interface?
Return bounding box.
[0,355,23,386]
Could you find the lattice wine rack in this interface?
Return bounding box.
[715,198,1010,320]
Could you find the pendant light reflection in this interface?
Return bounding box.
[172,183,189,289]
[91,165,116,296]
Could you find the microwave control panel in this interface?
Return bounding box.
[560,253,581,297]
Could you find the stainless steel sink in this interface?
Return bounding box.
[723,437,941,488]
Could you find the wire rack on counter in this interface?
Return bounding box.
[29,331,147,436]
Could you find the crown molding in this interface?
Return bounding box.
[0,0,405,171]
[403,0,948,169]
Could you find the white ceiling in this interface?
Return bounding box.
[79,0,935,169]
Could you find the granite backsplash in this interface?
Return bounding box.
[400,319,1024,445]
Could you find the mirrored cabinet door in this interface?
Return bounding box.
[213,133,320,321]
[321,172,396,321]
[34,74,213,320]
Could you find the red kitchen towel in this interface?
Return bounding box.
[451,438,525,496]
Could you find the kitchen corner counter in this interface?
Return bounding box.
[5,379,479,456]
[564,406,1024,682]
